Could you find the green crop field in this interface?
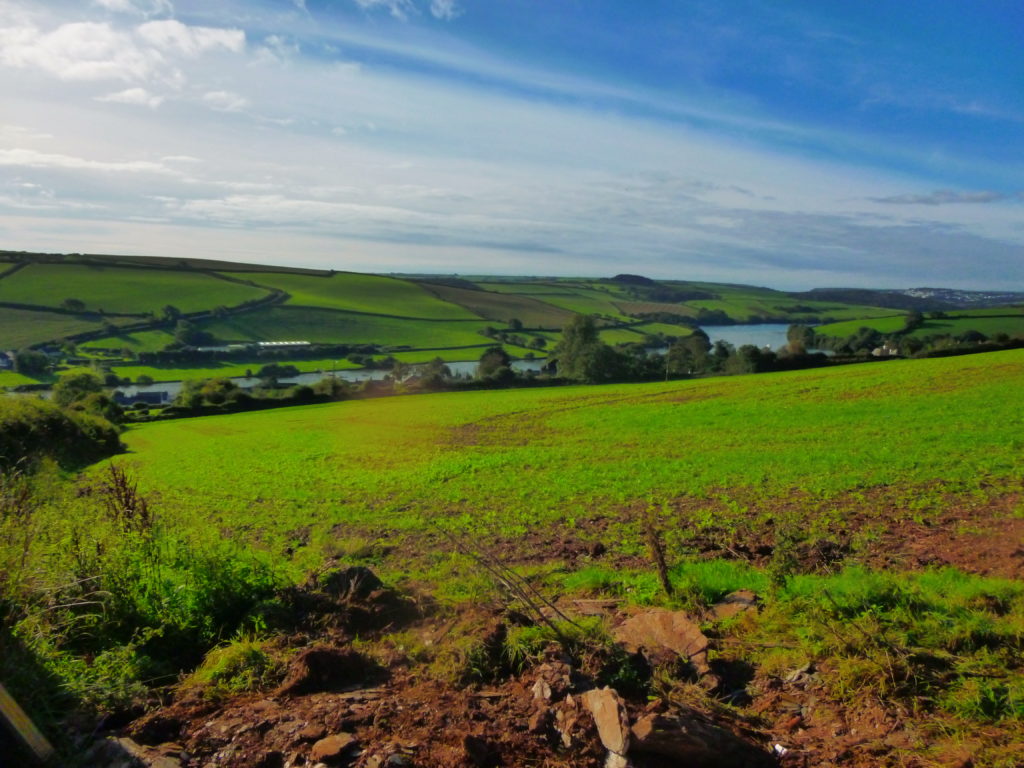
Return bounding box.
[418,283,574,327]
[0,307,116,348]
[198,307,492,348]
[818,313,1024,339]
[815,315,909,336]
[226,272,477,319]
[79,328,177,353]
[474,281,581,294]
[111,349,1024,552]
[532,288,633,321]
[91,357,364,383]
[0,264,268,314]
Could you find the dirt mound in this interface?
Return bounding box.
[276,646,381,697]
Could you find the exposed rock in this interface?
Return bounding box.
[310,732,356,763]
[613,609,712,676]
[296,723,328,742]
[531,679,552,702]
[631,710,773,767]
[581,687,630,756]
[711,590,760,621]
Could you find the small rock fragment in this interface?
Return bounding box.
[581,687,630,756]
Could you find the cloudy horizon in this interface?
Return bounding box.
[1,0,1022,290]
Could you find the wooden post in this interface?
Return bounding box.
[0,683,54,764]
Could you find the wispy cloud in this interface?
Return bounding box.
[201,90,248,112]
[92,0,173,17]
[352,0,417,21]
[429,0,460,21]
[0,148,178,175]
[136,19,245,57]
[95,86,163,108]
[871,189,1021,206]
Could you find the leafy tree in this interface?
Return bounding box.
[135,374,154,386]
[161,305,182,323]
[476,346,511,379]
[13,349,50,375]
[61,298,86,312]
[508,318,523,331]
[53,371,104,407]
[552,314,626,382]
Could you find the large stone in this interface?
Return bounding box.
[631,711,773,767]
[310,733,357,763]
[581,688,630,756]
[613,609,711,676]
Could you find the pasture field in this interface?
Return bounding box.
[226,271,477,319]
[0,264,267,314]
[530,287,633,321]
[79,328,176,353]
[0,370,46,386]
[198,307,492,348]
[0,307,115,348]
[91,357,364,383]
[113,349,1024,556]
[818,313,1024,339]
[419,282,574,327]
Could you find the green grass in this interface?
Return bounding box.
[197,307,492,348]
[418,283,573,327]
[530,287,632,321]
[108,350,1024,559]
[598,327,646,344]
[99,358,363,383]
[0,264,267,314]
[0,307,117,349]
[815,315,909,337]
[0,370,48,387]
[817,314,1024,339]
[629,322,694,338]
[224,272,477,319]
[79,329,176,353]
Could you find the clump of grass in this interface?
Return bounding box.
[753,566,1024,720]
[182,634,284,699]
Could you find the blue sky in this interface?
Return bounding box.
[0,0,1022,289]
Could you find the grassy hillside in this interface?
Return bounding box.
[115,350,1024,544]
[0,307,117,349]
[419,282,575,327]
[226,272,478,319]
[0,264,267,314]
[818,311,1024,339]
[198,307,491,348]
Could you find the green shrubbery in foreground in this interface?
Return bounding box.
[0,466,288,729]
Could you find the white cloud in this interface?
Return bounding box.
[96,86,164,108]
[0,147,177,175]
[353,0,417,21]
[0,21,160,82]
[92,0,173,17]
[430,0,460,21]
[202,90,248,112]
[136,20,245,57]
[0,16,243,88]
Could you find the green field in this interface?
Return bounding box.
[815,315,909,336]
[419,283,574,327]
[0,264,267,314]
[79,328,176,353]
[818,313,1024,339]
[226,272,477,319]
[0,370,47,387]
[0,307,116,348]
[199,307,492,348]
[92,357,363,383]
[113,350,1024,548]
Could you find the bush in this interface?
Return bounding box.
[0,398,121,471]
